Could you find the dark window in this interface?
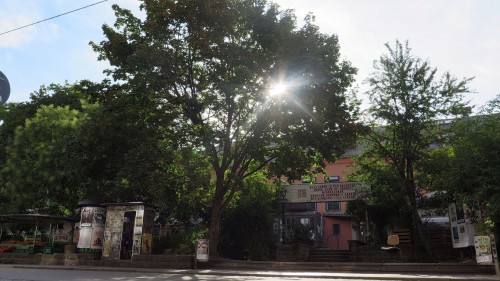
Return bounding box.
[326,201,341,211]
[328,176,340,183]
[307,203,317,211]
[332,224,340,235]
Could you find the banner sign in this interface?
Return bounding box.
[282,182,369,203]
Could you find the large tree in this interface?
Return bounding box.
[0,81,211,221]
[92,0,361,254]
[2,104,92,215]
[0,81,107,214]
[362,40,472,257]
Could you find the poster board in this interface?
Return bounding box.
[196,239,209,262]
[474,236,493,264]
[449,202,474,248]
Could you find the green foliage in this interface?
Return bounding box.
[0,81,100,167]
[285,220,313,243]
[445,95,500,234]
[0,81,111,214]
[0,81,212,222]
[152,148,212,223]
[2,104,92,215]
[92,0,362,253]
[354,40,472,253]
[153,227,208,255]
[219,172,276,260]
[347,155,412,244]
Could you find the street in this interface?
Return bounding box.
[0,267,369,281]
[0,266,499,281]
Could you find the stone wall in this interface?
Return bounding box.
[0,252,193,269]
[276,241,313,262]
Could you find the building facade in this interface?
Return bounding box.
[282,157,361,250]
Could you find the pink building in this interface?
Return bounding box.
[282,157,361,250]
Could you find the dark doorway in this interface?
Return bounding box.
[120,211,136,259]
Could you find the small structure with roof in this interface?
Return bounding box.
[0,214,77,253]
[100,202,156,260]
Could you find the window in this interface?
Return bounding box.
[326,201,341,211]
[332,224,340,235]
[328,176,340,183]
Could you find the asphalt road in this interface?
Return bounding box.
[0,266,498,281]
[0,267,376,281]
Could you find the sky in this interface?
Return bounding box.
[1,0,499,111]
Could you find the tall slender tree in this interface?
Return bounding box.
[92,0,362,254]
[363,40,472,257]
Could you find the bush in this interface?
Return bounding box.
[153,227,207,255]
[219,174,277,260]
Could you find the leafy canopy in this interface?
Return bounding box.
[92,0,363,253]
[351,40,472,252]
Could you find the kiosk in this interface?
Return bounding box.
[101,202,156,260]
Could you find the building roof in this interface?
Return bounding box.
[0,214,78,224]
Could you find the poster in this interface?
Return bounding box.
[77,227,92,249]
[141,233,152,255]
[81,207,93,227]
[449,202,475,248]
[102,232,112,257]
[143,210,154,234]
[109,233,122,259]
[196,239,209,262]
[93,208,106,228]
[474,236,493,264]
[134,226,143,235]
[133,234,142,255]
[91,230,104,249]
[135,210,144,227]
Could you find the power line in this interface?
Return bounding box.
[0,0,109,36]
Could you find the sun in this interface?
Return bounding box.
[269,82,288,97]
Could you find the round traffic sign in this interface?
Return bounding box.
[0,71,11,105]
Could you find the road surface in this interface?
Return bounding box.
[0,266,498,281]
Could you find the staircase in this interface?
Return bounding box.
[307,249,350,262]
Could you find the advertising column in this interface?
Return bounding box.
[77,205,106,252]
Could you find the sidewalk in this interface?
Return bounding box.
[1,264,499,281]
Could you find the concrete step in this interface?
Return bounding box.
[308,249,350,262]
[209,259,496,275]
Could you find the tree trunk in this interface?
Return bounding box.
[208,196,223,257]
[409,194,435,259]
[406,182,435,260]
[405,159,435,260]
